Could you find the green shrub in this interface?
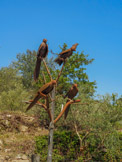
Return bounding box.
[35,131,80,161]
[35,130,121,162]
[0,66,28,111]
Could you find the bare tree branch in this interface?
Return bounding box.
[42,71,46,83]
[24,99,52,121]
[42,59,52,81]
[56,61,66,83]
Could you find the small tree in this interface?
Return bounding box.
[13,43,97,161]
[24,43,93,161]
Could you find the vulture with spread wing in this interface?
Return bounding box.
[26,80,56,112]
[34,39,48,81]
[64,83,78,119]
[54,43,78,66]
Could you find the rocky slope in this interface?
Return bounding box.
[0,111,48,162]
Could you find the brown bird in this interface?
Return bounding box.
[54,99,81,124]
[54,43,78,66]
[26,80,56,112]
[34,38,48,81]
[64,83,78,119]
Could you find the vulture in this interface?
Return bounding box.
[26,80,56,112]
[64,83,78,119]
[34,38,48,81]
[54,43,78,66]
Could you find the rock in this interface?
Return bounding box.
[5,155,10,160]
[19,125,28,132]
[21,154,28,160]
[15,154,22,159]
[5,148,11,152]
[6,114,12,118]
[15,154,28,160]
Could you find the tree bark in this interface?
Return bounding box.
[47,87,55,162]
[31,154,40,162]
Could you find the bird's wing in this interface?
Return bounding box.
[54,57,64,65]
[45,44,48,57]
[59,49,71,57]
[64,105,70,119]
[64,86,78,99]
[64,89,71,98]
[73,87,78,97]
[69,87,78,99]
[37,42,45,56]
[64,87,73,98]
[26,93,41,112]
[34,58,41,81]
[39,81,52,93]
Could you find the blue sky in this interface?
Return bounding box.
[0,0,122,96]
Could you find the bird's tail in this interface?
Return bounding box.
[54,58,63,66]
[26,93,41,112]
[64,99,70,119]
[64,105,70,119]
[34,58,42,81]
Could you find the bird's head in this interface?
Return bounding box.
[73,83,78,88]
[52,80,57,85]
[43,38,47,43]
[71,43,79,51]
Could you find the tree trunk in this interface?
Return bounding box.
[31,154,40,162]
[47,87,55,162]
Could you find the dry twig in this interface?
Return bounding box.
[56,61,66,83]
[43,59,52,81]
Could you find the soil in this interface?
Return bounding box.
[0,111,49,161]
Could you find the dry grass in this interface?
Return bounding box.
[0,111,49,160]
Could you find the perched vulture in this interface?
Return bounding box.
[64,83,78,119]
[54,43,78,66]
[34,38,48,81]
[26,80,56,112]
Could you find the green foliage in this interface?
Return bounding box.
[11,44,96,96]
[0,66,21,92]
[35,136,48,161]
[12,50,56,90]
[0,85,28,111]
[52,90,122,161]
[54,44,96,95]
[0,66,28,111]
[12,50,37,88]
[35,129,121,161]
[63,93,121,161]
[35,131,80,161]
[9,45,97,114]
